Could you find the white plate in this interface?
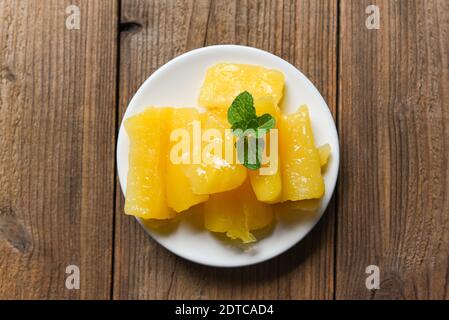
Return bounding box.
[117,45,339,267]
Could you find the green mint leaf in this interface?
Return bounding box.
[257,113,276,130]
[244,162,260,170]
[247,137,263,168]
[231,121,247,135]
[227,91,256,125]
[246,118,259,131]
[231,118,258,137]
[236,137,246,164]
[236,136,263,170]
[227,91,275,171]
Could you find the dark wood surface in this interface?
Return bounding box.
[337,0,449,299]
[0,0,117,299]
[0,0,447,299]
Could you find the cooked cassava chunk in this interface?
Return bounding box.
[124,107,176,219]
[182,109,247,195]
[248,97,282,202]
[204,179,274,243]
[199,63,285,109]
[279,105,324,201]
[166,108,209,212]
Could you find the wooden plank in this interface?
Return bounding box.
[114,0,213,300]
[337,0,449,299]
[114,0,337,299]
[0,0,117,299]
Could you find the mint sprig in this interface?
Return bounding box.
[227,91,275,170]
[227,91,256,125]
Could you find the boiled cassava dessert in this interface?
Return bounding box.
[318,144,331,167]
[182,108,247,195]
[280,105,324,201]
[166,108,209,212]
[248,96,282,202]
[199,63,285,109]
[124,108,176,219]
[123,62,331,243]
[204,179,274,243]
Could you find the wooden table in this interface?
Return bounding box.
[0,0,448,300]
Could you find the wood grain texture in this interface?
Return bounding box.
[114,0,337,299]
[337,0,449,299]
[0,0,117,299]
[1,0,448,301]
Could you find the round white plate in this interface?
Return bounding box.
[117,45,339,267]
